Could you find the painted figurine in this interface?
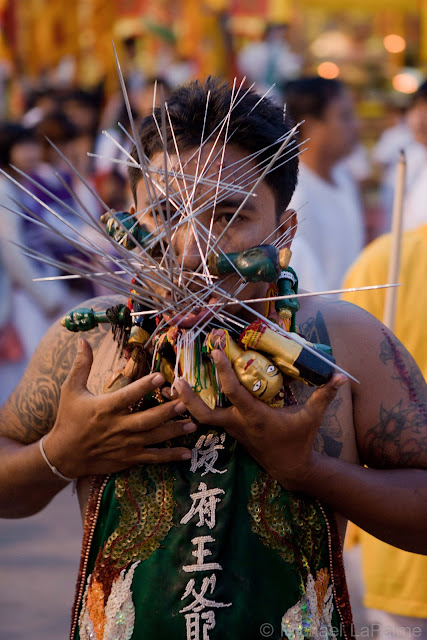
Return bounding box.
[239,319,335,387]
[208,244,292,283]
[206,329,285,406]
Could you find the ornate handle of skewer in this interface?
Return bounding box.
[207,245,292,283]
[61,304,131,332]
[101,211,151,250]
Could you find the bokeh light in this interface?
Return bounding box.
[384,34,406,54]
[317,61,340,79]
[392,70,420,94]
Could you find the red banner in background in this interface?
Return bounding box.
[231,0,268,19]
[1,0,16,52]
[114,0,148,18]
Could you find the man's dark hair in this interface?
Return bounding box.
[0,123,35,168]
[284,77,344,124]
[128,77,299,218]
[35,111,77,148]
[410,80,427,108]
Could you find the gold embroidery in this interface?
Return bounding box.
[79,465,175,639]
[248,470,328,586]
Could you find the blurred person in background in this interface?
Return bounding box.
[371,96,413,232]
[399,80,427,231]
[237,22,302,103]
[59,88,102,179]
[372,81,427,233]
[31,111,95,303]
[22,87,61,128]
[342,221,427,640]
[285,77,364,292]
[0,123,64,402]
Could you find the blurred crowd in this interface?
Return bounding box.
[0,74,174,399]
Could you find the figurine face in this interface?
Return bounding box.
[131,143,296,325]
[234,351,283,401]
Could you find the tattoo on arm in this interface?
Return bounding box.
[363,331,427,468]
[299,310,330,345]
[1,295,120,443]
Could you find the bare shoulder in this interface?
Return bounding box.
[0,294,124,444]
[299,295,427,469]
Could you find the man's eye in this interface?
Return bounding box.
[266,364,277,374]
[215,213,242,225]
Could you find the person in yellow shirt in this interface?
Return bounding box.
[343,223,427,639]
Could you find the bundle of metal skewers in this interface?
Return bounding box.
[2,50,400,409]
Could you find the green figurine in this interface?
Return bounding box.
[275,267,300,332]
[207,245,291,283]
[61,304,131,333]
[100,211,151,250]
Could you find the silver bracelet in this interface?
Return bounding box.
[39,435,75,483]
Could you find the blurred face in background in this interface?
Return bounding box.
[408,98,427,148]
[10,139,41,174]
[317,89,360,162]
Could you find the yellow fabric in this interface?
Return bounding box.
[359,532,427,617]
[342,223,427,618]
[344,521,361,550]
[343,224,427,378]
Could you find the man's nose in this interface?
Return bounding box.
[174,225,206,271]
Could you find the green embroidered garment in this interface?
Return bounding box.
[71,427,352,640]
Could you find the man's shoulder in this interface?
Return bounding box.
[299,294,372,332]
[298,295,383,371]
[70,294,126,312]
[0,294,124,443]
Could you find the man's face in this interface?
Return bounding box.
[408,99,427,148]
[131,143,295,325]
[317,90,360,161]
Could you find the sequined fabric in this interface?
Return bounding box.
[78,465,175,639]
[248,471,327,589]
[71,428,352,640]
[281,572,336,640]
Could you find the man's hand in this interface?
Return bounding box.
[42,339,196,479]
[174,349,346,492]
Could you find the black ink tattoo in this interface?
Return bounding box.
[363,333,427,468]
[299,310,330,346]
[0,295,121,443]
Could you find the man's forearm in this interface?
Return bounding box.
[0,436,69,518]
[290,453,427,554]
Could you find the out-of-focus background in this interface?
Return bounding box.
[1,1,427,639]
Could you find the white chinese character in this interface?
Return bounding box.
[190,433,227,476]
[183,536,222,573]
[180,574,232,613]
[180,482,225,529]
[184,611,216,640]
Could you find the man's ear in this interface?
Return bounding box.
[278,208,297,247]
[129,204,136,216]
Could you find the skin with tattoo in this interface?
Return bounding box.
[1,143,427,554]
